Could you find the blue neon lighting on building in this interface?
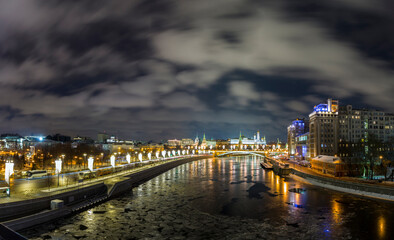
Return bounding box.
[302,146,307,157]
[314,104,329,112]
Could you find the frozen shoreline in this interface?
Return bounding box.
[290,174,394,202]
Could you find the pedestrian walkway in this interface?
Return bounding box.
[0,156,194,205]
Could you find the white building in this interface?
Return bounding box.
[229,131,266,146]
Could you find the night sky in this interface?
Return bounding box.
[0,0,394,141]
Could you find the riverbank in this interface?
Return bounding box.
[291,168,394,202]
[21,156,394,240]
[0,155,210,237]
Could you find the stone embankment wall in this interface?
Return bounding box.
[108,157,206,198]
[0,183,107,222]
[1,156,209,233]
[292,168,394,201]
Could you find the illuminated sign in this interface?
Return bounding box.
[314,104,329,112]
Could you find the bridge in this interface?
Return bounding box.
[213,151,266,158]
[212,150,287,158]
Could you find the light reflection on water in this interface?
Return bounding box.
[22,156,394,240]
[179,156,394,239]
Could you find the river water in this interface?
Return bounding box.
[21,156,394,239]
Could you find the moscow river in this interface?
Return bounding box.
[22,156,394,239]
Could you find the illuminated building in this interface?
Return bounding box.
[338,105,394,161]
[167,139,182,147]
[289,98,394,169]
[295,133,309,159]
[181,138,194,146]
[338,105,394,143]
[287,118,309,156]
[309,99,339,158]
[229,131,266,148]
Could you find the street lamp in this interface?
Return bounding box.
[110,155,115,168]
[88,157,94,172]
[55,158,62,187]
[5,160,14,185]
[61,154,65,170]
[83,153,87,169]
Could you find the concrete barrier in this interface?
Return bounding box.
[0,224,27,240]
[0,183,107,222]
[292,168,394,199]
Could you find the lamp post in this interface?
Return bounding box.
[5,160,14,186]
[55,158,62,187]
[83,153,87,169]
[110,155,115,168]
[61,154,65,170]
[100,153,104,166]
[88,157,94,172]
[126,153,131,164]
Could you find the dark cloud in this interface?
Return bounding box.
[0,0,393,141]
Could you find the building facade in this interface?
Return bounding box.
[288,98,394,165]
[338,105,394,161]
[308,99,339,158]
[287,118,309,156]
[229,131,266,148]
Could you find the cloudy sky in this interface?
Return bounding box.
[0,0,393,141]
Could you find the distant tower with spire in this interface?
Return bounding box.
[201,133,207,149]
[194,134,199,146]
[238,131,243,150]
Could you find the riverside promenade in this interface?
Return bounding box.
[289,163,394,201]
[0,155,211,237]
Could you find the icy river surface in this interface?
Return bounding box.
[22,156,394,239]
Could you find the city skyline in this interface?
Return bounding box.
[1,1,394,141]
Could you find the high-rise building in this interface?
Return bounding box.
[338,105,394,160]
[287,118,309,156]
[308,99,339,158]
[288,98,394,167]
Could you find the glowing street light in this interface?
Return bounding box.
[88,157,94,172]
[5,160,14,185]
[172,150,175,156]
[126,154,131,164]
[148,152,152,160]
[167,151,171,157]
[55,159,62,174]
[162,150,166,158]
[138,153,142,162]
[83,153,87,169]
[110,155,115,168]
[55,158,62,187]
[156,151,160,159]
